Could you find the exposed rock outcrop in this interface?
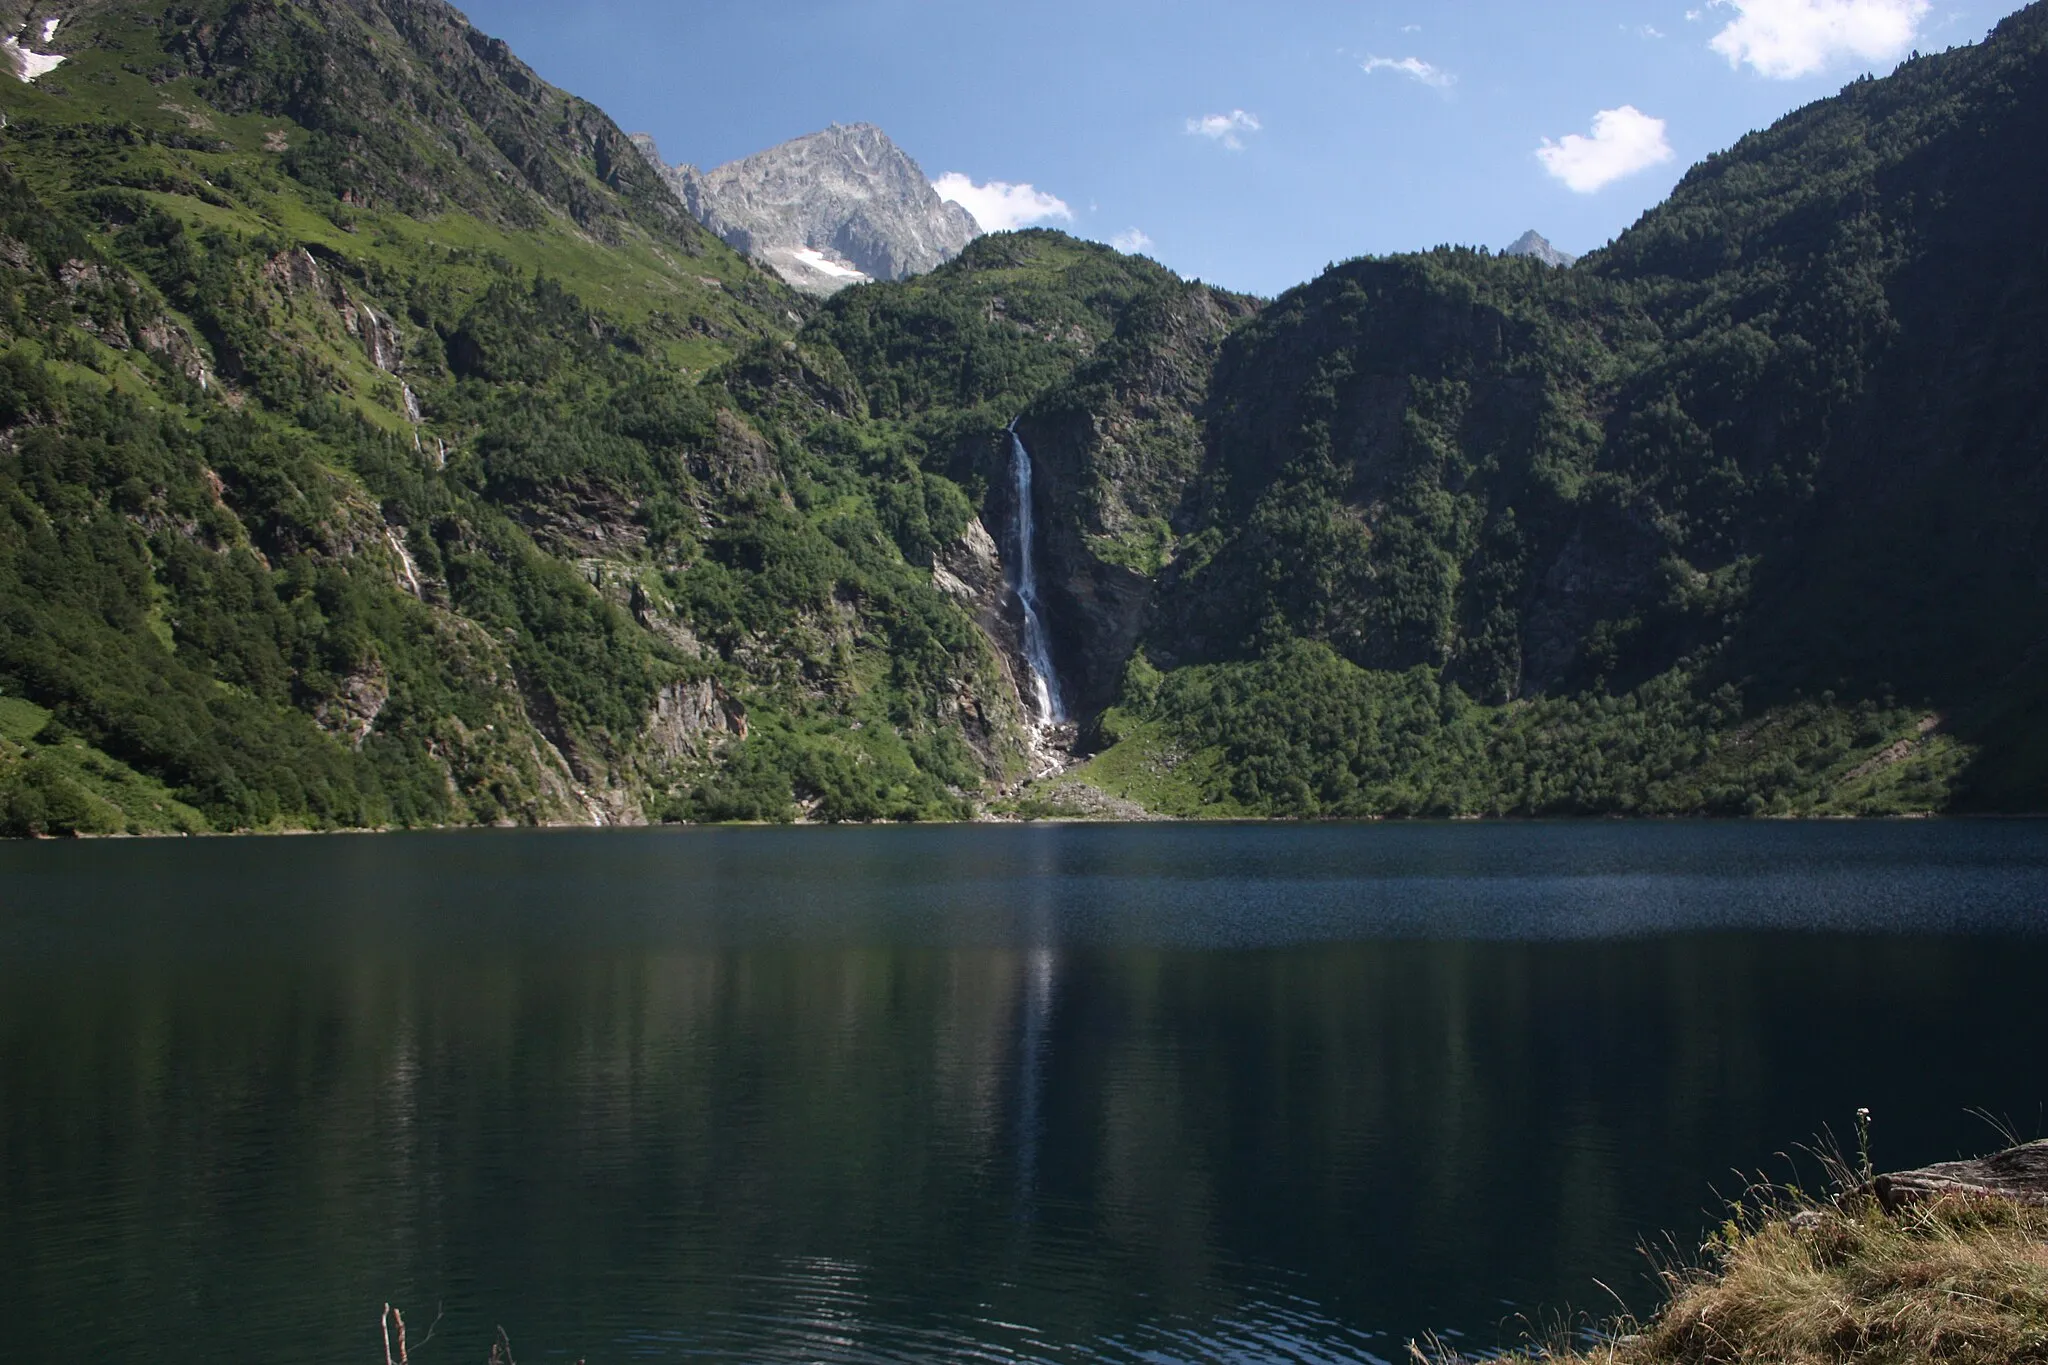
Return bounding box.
[932,516,1041,776]
[644,677,748,764]
[1872,1140,2048,1211]
[314,662,390,748]
[936,515,1025,693]
[263,247,404,374]
[629,133,714,220]
[137,317,212,388]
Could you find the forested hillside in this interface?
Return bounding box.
[0,0,1048,834]
[1059,6,2048,818]
[2,0,2045,832]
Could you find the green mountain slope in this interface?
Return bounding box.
[803,230,1258,717]
[0,0,1035,834]
[4,0,2047,833]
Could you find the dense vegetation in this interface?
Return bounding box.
[1071,7,2048,818]
[1065,642,1963,820]
[0,0,1026,834]
[3,0,2046,833]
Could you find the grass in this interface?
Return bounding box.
[0,730,210,835]
[1469,1184,2048,1365]
[1087,516,1177,578]
[1,689,208,835]
[1063,717,1247,818]
[0,695,53,743]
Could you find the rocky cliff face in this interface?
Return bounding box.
[931,516,1038,763]
[628,133,713,222]
[796,230,1263,739]
[636,124,980,296]
[1013,286,1259,719]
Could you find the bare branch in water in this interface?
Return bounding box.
[416,1302,445,1353]
[380,1305,573,1365]
[379,1304,415,1365]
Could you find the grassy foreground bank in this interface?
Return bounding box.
[1483,1193,2048,1365]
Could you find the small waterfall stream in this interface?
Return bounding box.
[1005,425,1066,727]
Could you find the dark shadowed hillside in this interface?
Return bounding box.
[1055,6,2048,817]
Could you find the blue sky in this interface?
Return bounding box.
[456,0,2012,296]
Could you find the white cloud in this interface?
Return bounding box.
[932,173,1074,232]
[1361,54,1455,88]
[1109,228,1154,254]
[1185,109,1262,150]
[1707,0,1929,78]
[1537,105,1676,193]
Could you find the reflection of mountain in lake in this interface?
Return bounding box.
[5,823,2048,1361]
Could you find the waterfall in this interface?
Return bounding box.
[1015,945,1056,1209]
[1006,425,1066,725]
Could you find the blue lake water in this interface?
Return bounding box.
[4,821,2047,1363]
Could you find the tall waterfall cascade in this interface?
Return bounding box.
[1005,425,1066,727]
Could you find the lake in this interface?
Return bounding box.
[4,821,2048,1364]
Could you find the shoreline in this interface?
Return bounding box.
[9,809,2046,842]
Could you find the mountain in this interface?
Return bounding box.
[810,6,2048,821]
[0,0,1029,835]
[638,124,981,297]
[5,0,2048,834]
[1503,229,1575,267]
[1057,6,2048,818]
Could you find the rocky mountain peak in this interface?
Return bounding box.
[634,123,981,296]
[1504,230,1577,267]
